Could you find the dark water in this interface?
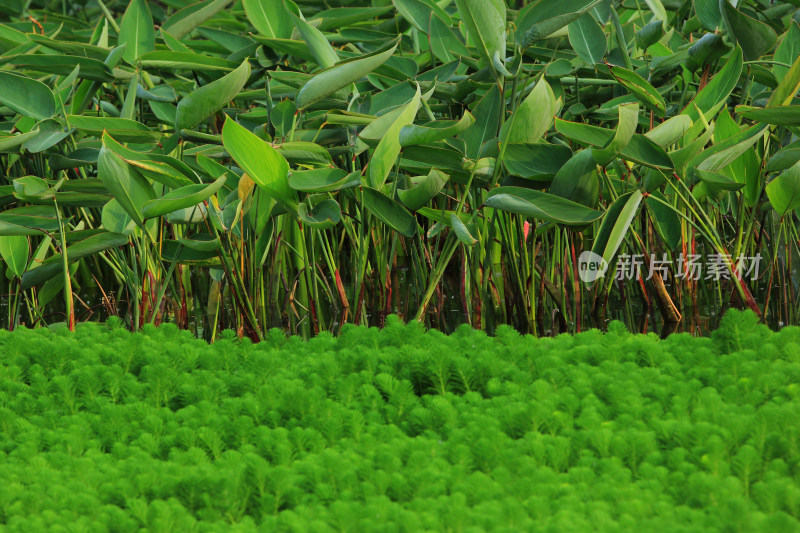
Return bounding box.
[0,268,790,339]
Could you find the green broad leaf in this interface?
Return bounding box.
[687,33,729,71]
[0,54,114,82]
[139,51,237,72]
[251,36,317,62]
[486,186,603,226]
[288,169,360,192]
[368,84,421,189]
[460,84,501,159]
[399,112,475,147]
[176,60,251,132]
[160,29,192,53]
[102,134,196,188]
[549,149,600,207]
[590,189,643,283]
[592,103,639,167]
[568,13,606,65]
[358,106,409,147]
[0,130,41,153]
[394,0,452,32]
[555,117,673,169]
[286,2,339,69]
[636,20,664,50]
[270,99,298,138]
[645,115,693,147]
[21,231,129,290]
[720,0,777,62]
[66,115,160,143]
[274,141,332,166]
[503,143,573,181]
[398,169,449,211]
[0,235,29,278]
[767,143,800,172]
[609,66,666,116]
[243,0,293,39]
[768,53,800,107]
[102,199,135,235]
[141,176,226,219]
[0,72,56,121]
[98,135,156,226]
[670,122,715,177]
[178,233,220,252]
[691,124,767,173]
[298,199,342,229]
[515,0,603,48]
[160,239,220,265]
[429,13,471,63]
[682,45,742,122]
[695,169,746,191]
[645,190,681,250]
[24,35,108,60]
[499,78,556,145]
[450,213,477,246]
[221,117,296,212]
[13,176,52,201]
[167,204,209,225]
[21,120,70,153]
[416,207,471,227]
[309,6,394,31]
[774,22,800,82]
[0,206,60,236]
[736,105,800,126]
[695,0,722,30]
[766,161,800,216]
[295,40,399,109]
[161,0,233,40]
[453,0,507,78]
[361,186,418,237]
[643,0,668,22]
[196,27,255,53]
[119,0,155,63]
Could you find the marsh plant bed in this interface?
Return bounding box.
[1,310,799,532]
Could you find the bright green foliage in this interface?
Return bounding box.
[1,310,800,530]
[1,0,800,338]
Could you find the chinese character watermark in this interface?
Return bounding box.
[578,252,762,282]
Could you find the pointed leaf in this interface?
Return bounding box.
[298,199,341,229]
[499,78,556,145]
[485,187,603,225]
[368,85,421,189]
[569,13,606,65]
[98,134,156,226]
[0,235,29,278]
[399,112,475,147]
[0,72,55,120]
[454,0,506,77]
[295,40,399,109]
[141,176,227,219]
[592,103,639,166]
[720,0,777,62]
[398,169,449,211]
[361,186,418,237]
[119,0,154,63]
[550,149,600,207]
[609,66,666,116]
[766,161,800,216]
[162,0,233,39]
[243,0,293,39]
[221,117,296,211]
[176,60,251,131]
